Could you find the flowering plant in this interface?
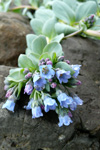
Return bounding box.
[2,34,83,127]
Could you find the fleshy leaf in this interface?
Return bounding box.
[39,52,51,60]
[7,68,25,82]
[52,0,75,24]
[26,34,37,49]
[42,17,57,40]
[43,42,63,57]
[18,54,36,70]
[76,1,97,21]
[55,23,78,35]
[31,35,47,55]
[27,52,40,68]
[35,8,55,23]
[51,33,64,43]
[62,0,77,11]
[30,19,43,35]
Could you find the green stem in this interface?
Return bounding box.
[9,5,38,11]
[83,29,100,38]
[62,28,83,40]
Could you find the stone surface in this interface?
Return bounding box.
[0,37,100,150]
[0,12,33,66]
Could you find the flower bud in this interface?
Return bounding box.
[23,68,29,74]
[5,88,14,98]
[46,61,52,65]
[76,80,82,85]
[25,72,32,79]
[48,79,52,82]
[4,85,9,91]
[65,60,70,64]
[58,56,64,61]
[45,58,50,62]
[51,83,57,88]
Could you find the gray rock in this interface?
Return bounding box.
[0,37,100,150]
[0,12,33,66]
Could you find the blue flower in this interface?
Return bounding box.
[24,98,33,110]
[73,96,83,105]
[70,96,83,111]
[70,101,77,111]
[44,97,57,112]
[2,100,15,112]
[33,73,46,91]
[58,115,73,127]
[32,106,43,118]
[39,65,55,79]
[24,82,33,95]
[56,70,71,84]
[57,93,73,108]
[71,65,81,78]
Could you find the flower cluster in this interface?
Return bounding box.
[83,14,95,28]
[2,56,83,127]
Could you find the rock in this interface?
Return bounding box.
[0,12,33,66]
[0,37,100,150]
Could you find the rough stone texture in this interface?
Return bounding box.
[0,37,100,150]
[0,12,33,66]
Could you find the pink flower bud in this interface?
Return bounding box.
[23,68,29,74]
[65,60,70,64]
[46,61,52,66]
[25,72,32,79]
[45,58,50,62]
[51,83,57,88]
[76,80,82,85]
[48,79,52,82]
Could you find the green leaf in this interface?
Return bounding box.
[63,0,77,11]
[30,19,43,35]
[3,0,12,12]
[55,62,75,75]
[39,52,51,60]
[90,18,100,30]
[52,0,75,24]
[52,52,57,64]
[42,17,57,40]
[45,83,50,92]
[55,22,78,35]
[7,68,25,82]
[18,54,36,70]
[17,82,24,97]
[26,34,37,49]
[51,33,64,43]
[76,1,97,21]
[43,42,63,57]
[14,0,21,6]
[9,68,23,75]
[31,35,47,55]
[35,7,55,23]
[27,52,40,68]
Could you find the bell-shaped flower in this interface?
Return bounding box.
[70,101,77,111]
[2,100,15,112]
[71,65,81,78]
[32,106,43,118]
[24,81,33,95]
[39,65,55,79]
[24,98,34,110]
[33,73,46,91]
[57,93,73,108]
[44,96,57,112]
[73,96,83,105]
[56,70,71,84]
[58,115,73,127]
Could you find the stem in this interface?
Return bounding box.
[9,5,38,11]
[62,28,83,40]
[83,29,100,38]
